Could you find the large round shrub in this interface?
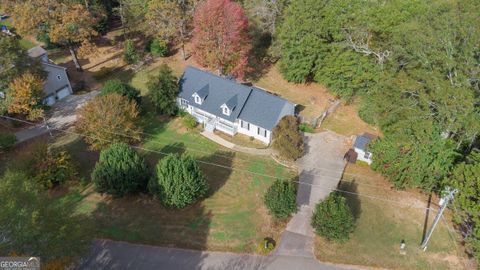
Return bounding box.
[311,192,354,242]
[149,153,208,208]
[264,179,297,219]
[100,79,141,103]
[92,143,149,197]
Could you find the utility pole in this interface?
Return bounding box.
[420,187,457,251]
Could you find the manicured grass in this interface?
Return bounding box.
[314,164,469,270]
[51,114,294,253]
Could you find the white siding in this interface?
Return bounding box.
[354,147,373,165]
[237,119,271,144]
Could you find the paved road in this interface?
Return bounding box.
[78,239,359,270]
[15,91,98,142]
[275,132,349,257]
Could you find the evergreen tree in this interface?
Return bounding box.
[311,192,354,243]
[149,153,208,208]
[264,179,297,219]
[100,79,141,103]
[92,143,149,197]
[272,116,304,160]
[147,64,179,115]
[0,170,92,260]
[123,39,139,64]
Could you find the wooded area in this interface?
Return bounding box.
[0,0,479,266]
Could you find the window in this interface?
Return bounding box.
[194,95,202,105]
[56,75,61,80]
[222,106,230,116]
[258,127,267,137]
[364,152,372,159]
[181,99,188,105]
[241,120,249,130]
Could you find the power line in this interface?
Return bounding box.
[26,112,439,195]
[1,114,439,211]
[95,125,439,194]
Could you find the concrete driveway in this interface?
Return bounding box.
[78,239,358,270]
[275,131,349,258]
[15,91,98,142]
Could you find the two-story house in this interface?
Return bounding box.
[178,66,296,144]
[27,46,73,106]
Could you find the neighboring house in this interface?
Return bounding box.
[353,133,376,165]
[27,46,73,106]
[178,66,296,144]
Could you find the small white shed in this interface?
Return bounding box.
[353,133,376,165]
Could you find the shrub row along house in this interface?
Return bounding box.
[27,46,73,106]
[178,66,296,144]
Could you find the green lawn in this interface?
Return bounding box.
[51,113,294,253]
[315,164,468,269]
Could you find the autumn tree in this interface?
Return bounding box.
[76,93,142,150]
[12,2,99,71]
[145,0,196,60]
[7,73,45,121]
[0,31,44,92]
[192,0,251,78]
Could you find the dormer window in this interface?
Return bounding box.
[222,106,230,116]
[194,95,202,105]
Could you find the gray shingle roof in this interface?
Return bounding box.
[224,95,237,110]
[179,66,295,130]
[27,46,47,59]
[42,62,70,96]
[238,87,295,130]
[353,133,376,151]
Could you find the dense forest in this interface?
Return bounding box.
[1,0,479,265]
[277,0,479,262]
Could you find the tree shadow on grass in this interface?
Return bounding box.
[338,180,361,220]
[79,151,236,268]
[246,27,274,81]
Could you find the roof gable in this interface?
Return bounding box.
[178,66,295,129]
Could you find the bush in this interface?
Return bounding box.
[92,143,149,197]
[149,153,208,208]
[183,114,197,129]
[94,17,109,35]
[34,148,76,189]
[101,79,141,103]
[123,39,139,64]
[0,132,16,151]
[36,32,56,49]
[258,238,276,253]
[299,123,315,133]
[272,115,304,160]
[264,179,297,219]
[311,192,354,242]
[148,39,168,57]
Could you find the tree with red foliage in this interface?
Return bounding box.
[192,0,251,79]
